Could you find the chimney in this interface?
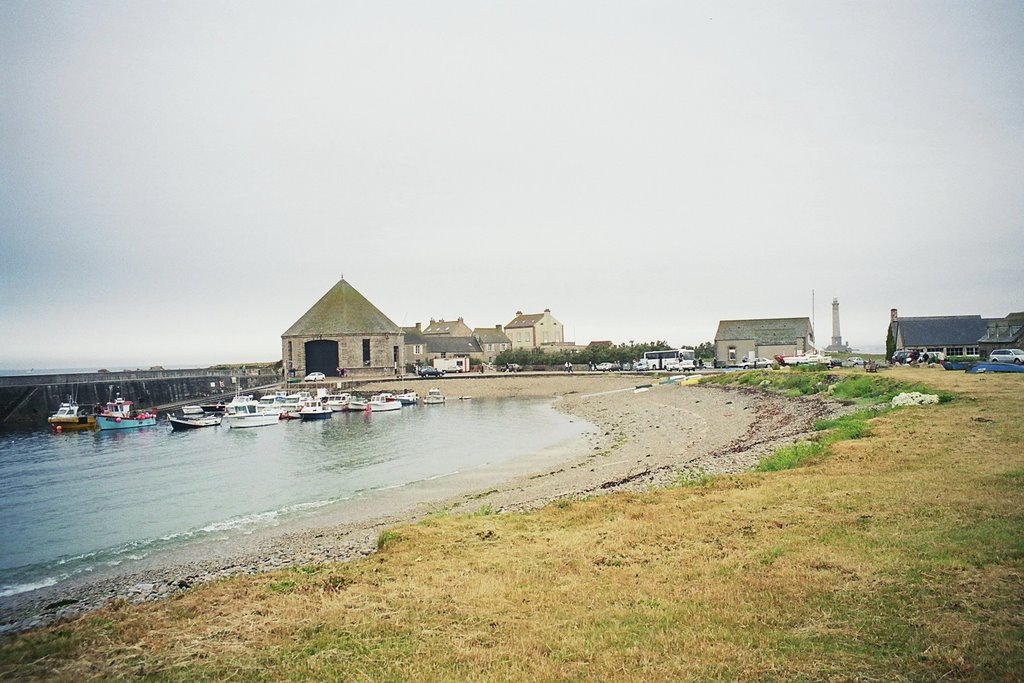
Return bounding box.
[495,324,502,331]
[415,322,421,332]
[516,310,523,316]
[890,308,898,322]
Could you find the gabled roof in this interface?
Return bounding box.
[473,327,511,344]
[402,326,427,344]
[506,313,545,329]
[423,318,472,336]
[424,336,483,355]
[282,280,401,337]
[979,312,1024,344]
[715,318,813,344]
[895,315,990,347]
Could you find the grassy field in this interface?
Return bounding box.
[2,368,1022,681]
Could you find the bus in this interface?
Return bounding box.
[639,348,695,371]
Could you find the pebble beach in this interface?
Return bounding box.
[0,373,848,634]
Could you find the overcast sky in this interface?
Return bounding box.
[2,1,1022,368]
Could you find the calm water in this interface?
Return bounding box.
[0,399,588,597]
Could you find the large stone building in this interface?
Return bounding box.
[505,309,564,350]
[281,279,404,378]
[888,309,989,358]
[714,317,815,366]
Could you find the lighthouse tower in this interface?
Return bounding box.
[825,297,850,352]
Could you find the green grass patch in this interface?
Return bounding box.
[756,440,824,471]
[813,410,876,443]
[376,530,403,550]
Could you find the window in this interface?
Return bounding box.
[728,347,737,362]
[362,338,371,366]
[413,344,422,354]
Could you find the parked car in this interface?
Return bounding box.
[595,362,619,372]
[303,372,326,382]
[740,357,774,369]
[989,348,1024,364]
[417,366,446,378]
[844,357,865,367]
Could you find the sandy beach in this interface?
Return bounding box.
[0,373,846,634]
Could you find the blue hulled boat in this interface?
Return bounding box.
[95,395,158,430]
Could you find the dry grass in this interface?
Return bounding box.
[2,368,1022,681]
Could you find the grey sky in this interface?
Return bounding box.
[2,1,1022,368]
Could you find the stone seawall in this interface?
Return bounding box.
[0,371,279,428]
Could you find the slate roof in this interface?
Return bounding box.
[402,326,427,345]
[977,312,1024,344]
[473,328,512,345]
[714,318,813,345]
[506,312,546,329]
[282,280,401,337]
[424,336,483,355]
[423,318,472,336]
[895,316,990,347]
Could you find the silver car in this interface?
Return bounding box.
[988,348,1024,364]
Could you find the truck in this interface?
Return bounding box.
[433,357,470,373]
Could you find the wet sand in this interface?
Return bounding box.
[0,373,845,634]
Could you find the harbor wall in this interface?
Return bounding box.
[0,370,280,428]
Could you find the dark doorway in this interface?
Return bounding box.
[305,340,339,376]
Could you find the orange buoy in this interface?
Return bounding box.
[55,425,62,433]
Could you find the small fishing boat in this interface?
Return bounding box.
[367,393,402,412]
[181,405,205,416]
[95,395,158,431]
[423,388,446,405]
[325,393,352,411]
[298,403,333,420]
[345,396,369,411]
[395,391,419,406]
[966,362,1024,374]
[168,414,222,431]
[48,397,96,432]
[223,394,281,429]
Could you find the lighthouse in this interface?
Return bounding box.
[825,297,850,352]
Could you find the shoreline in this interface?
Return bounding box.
[0,375,847,635]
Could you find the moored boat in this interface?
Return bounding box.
[298,403,333,420]
[181,405,205,416]
[223,394,281,428]
[95,395,157,430]
[325,393,352,411]
[395,391,419,406]
[367,393,402,412]
[423,388,446,405]
[48,397,97,432]
[169,414,222,430]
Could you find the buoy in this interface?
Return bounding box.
[55,425,62,433]
[115,417,122,423]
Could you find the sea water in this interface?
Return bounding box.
[0,398,588,598]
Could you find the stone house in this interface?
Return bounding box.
[473,325,513,362]
[505,309,564,350]
[714,317,815,366]
[281,279,404,379]
[888,309,990,358]
[402,323,428,369]
[978,312,1024,358]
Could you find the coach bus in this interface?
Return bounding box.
[639,348,695,371]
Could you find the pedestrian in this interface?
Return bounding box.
[564,361,570,373]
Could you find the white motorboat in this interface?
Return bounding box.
[169,414,222,430]
[345,396,369,411]
[367,393,402,412]
[223,395,281,429]
[423,388,446,405]
[278,391,314,419]
[298,403,333,420]
[325,393,352,411]
[395,391,419,406]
